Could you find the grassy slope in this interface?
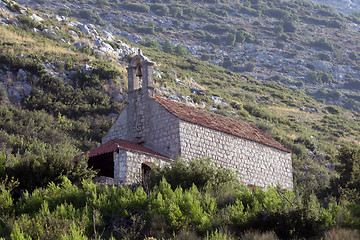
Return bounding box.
[0,11,360,192]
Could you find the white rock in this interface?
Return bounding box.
[30,13,43,23]
[55,15,66,22]
[42,28,57,37]
[81,64,92,74]
[78,24,90,35]
[103,30,114,41]
[68,30,79,38]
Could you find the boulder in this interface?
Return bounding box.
[73,42,89,50]
[16,69,27,82]
[30,13,43,23]
[7,82,33,103]
[55,15,66,22]
[42,28,57,37]
[81,64,93,74]
[78,24,90,35]
[68,30,79,39]
[103,30,115,41]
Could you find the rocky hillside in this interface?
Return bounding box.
[9,0,360,114]
[309,0,360,15]
[1,0,360,193]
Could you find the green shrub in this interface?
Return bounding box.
[318,52,332,61]
[0,85,8,105]
[150,3,169,16]
[310,38,334,51]
[77,9,104,25]
[149,158,238,191]
[306,71,334,84]
[169,6,183,18]
[139,38,160,49]
[174,44,188,56]
[263,8,290,19]
[239,6,261,17]
[203,24,233,34]
[209,6,228,17]
[16,14,43,30]
[122,2,150,13]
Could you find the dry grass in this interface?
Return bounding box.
[241,230,279,240]
[340,137,360,145]
[324,228,360,240]
[0,25,74,56]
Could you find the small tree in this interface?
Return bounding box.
[162,39,173,53]
[174,44,188,56]
[226,33,236,46]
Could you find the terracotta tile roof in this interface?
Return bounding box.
[155,96,290,153]
[75,139,168,161]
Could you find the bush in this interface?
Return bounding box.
[6,142,97,192]
[139,38,160,49]
[150,3,169,16]
[16,14,43,30]
[203,24,233,34]
[318,52,332,61]
[310,38,334,51]
[239,6,260,17]
[306,71,334,84]
[77,9,104,25]
[122,2,150,13]
[263,8,290,19]
[149,158,239,191]
[169,6,183,18]
[174,44,188,56]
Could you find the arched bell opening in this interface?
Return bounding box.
[130,57,144,91]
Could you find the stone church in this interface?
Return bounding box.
[84,51,293,190]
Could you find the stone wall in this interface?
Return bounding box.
[145,101,181,158]
[113,149,171,184]
[102,106,129,143]
[113,150,127,180]
[178,120,293,189]
[102,97,181,158]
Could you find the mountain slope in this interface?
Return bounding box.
[12,0,360,113]
[0,0,360,193]
[309,0,360,15]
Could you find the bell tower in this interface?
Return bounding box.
[127,49,155,143]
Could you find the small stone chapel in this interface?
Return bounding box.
[85,51,293,189]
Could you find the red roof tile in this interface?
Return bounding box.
[75,139,168,161]
[155,96,290,153]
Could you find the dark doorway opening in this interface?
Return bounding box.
[141,162,153,180]
[88,152,114,178]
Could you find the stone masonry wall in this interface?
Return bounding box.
[102,106,129,144]
[113,150,127,181]
[144,101,181,158]
[178,120,293,189]
[102,98,181,159]
[113,149,171,184]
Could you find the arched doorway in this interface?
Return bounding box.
[141,162,153,180]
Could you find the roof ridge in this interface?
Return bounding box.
[154,95,290,153]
